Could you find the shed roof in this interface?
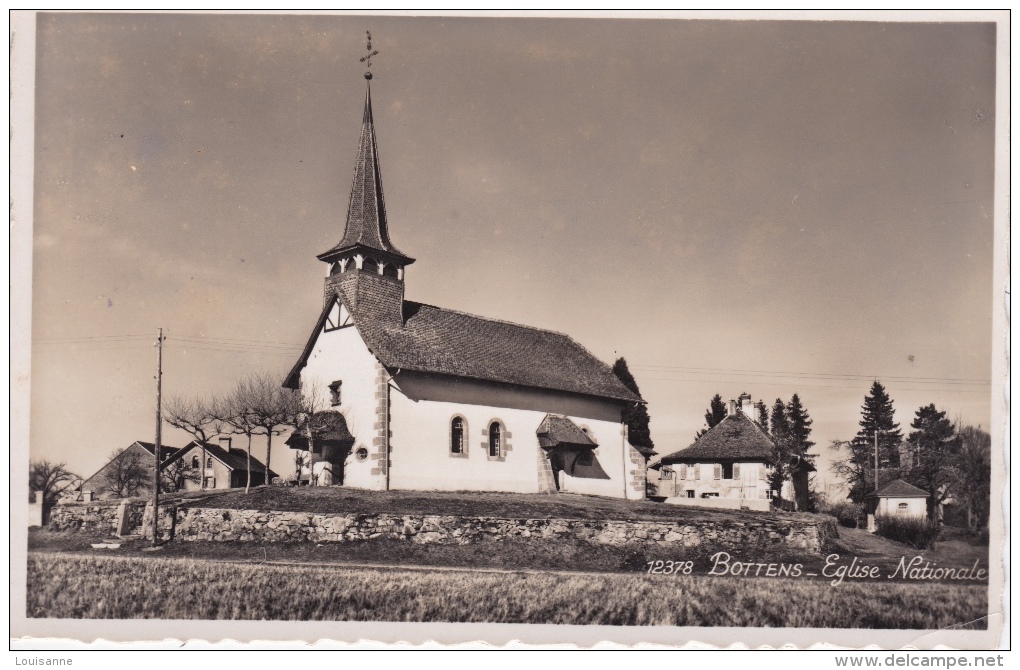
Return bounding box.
[536,414,598,449]
[285,411,356,451]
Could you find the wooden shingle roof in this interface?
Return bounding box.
[659,412,774,462]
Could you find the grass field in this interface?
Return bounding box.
[26,553,987,628]
[180,486,818,524]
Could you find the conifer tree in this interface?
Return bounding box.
[906,404,960,521]
[836,381,904,503]
[768,398,792,493]
[696,394,728,438]
[757,402,769,430]
[786,393,814,456]
[611,358,654,454]
[852,381,902,467]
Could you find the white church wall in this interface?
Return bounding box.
[388,389,542,493]
[299,319,386,490]
[389,386,634,498]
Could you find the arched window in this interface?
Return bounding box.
[488,422,501,458]
[206,457,213,468]
[362,258,378,274]
[329,262,342,276]
[191,455,199,469]
[451,417,465,455]
[382,263,398,278]
[897,502,909,514]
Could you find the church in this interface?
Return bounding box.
[282,68,648,499]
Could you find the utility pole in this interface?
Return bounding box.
[874,429,880,493]
[151,327,164,547]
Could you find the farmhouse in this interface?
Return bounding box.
[282,72,647,499]
[79,440,179,500]
[654,394,814,511]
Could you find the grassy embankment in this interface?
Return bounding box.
[26,552,987,628]
[173,485,819,522]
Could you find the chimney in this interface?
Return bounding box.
[739,393,754,419]
[219,436,232,450]
[728,399,737,416]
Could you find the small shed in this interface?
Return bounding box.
[865,479,928,519]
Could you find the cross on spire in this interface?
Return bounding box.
[360,31,379,78]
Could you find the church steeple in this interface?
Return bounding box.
[318,53,414,281]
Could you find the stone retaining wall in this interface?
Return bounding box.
[47,500,145,535]
[46,501,838,555]
[153,506,836,554]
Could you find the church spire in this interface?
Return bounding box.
[318,35,414,278]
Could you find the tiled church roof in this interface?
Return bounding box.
[659,412,774,462]
[284,280,641,404]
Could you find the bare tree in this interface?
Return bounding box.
[285,383,327,486]
[220,377,260,493]
[29,460,79,522]
[95,448,150,498]
[164,394,223,490]
[246,373,303,488]
[954,424,991,531]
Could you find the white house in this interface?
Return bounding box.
[653,394,815,511]
[281,72,647,499]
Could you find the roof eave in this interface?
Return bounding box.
[316,244,416,267]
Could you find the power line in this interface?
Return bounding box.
[637,377,991,393]
[630,364,990,385]
[32,332,993,390]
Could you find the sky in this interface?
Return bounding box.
[24,13,999,491]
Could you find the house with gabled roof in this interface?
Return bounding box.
[167,439,279,491]
[281,70,647,498]
[865,478,928,520]
[655,394,814,511]
[79,440,180,501]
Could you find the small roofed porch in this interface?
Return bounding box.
[536,415,610,493]
[285,411,356,486]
